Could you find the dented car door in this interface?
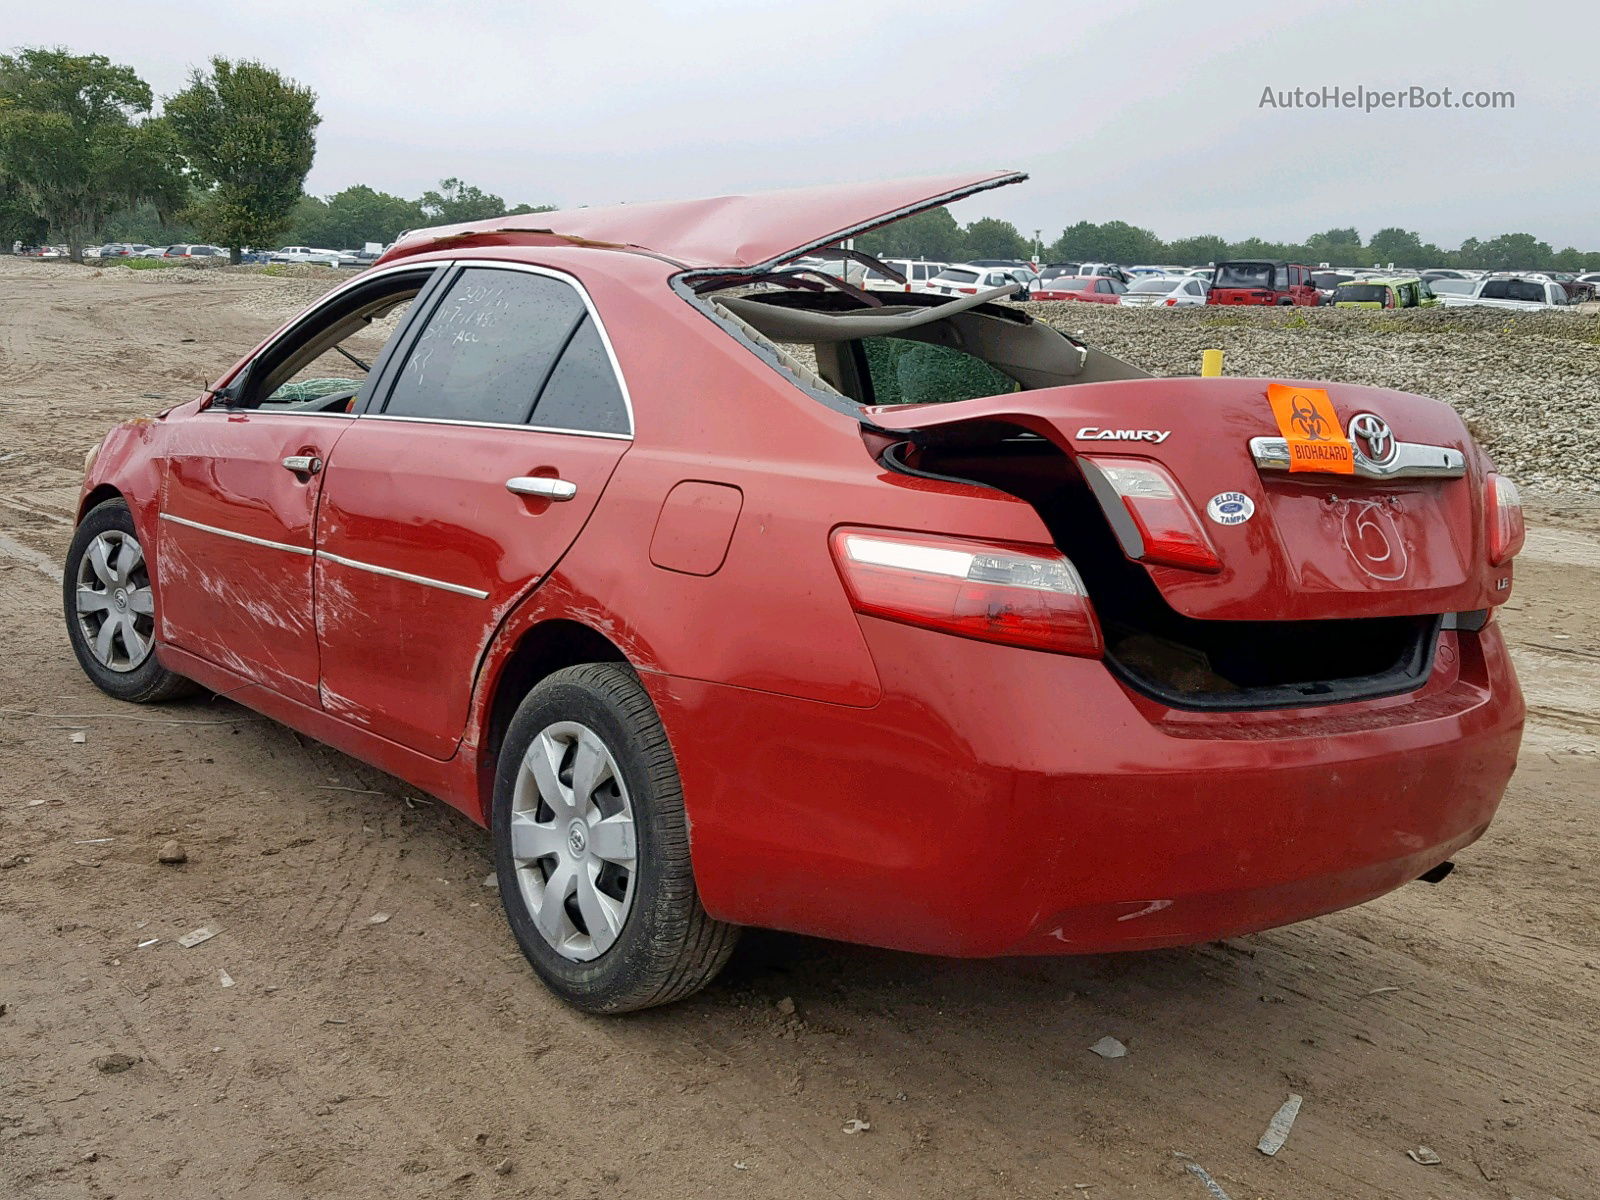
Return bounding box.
[312,262,632,759]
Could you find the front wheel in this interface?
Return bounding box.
[63,499,199,703]
[493,663,739,1012]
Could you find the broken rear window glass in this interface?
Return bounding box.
[861,337,1016,406]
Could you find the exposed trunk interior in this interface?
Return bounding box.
[698,278,1451,712]
[894,430,1439,710]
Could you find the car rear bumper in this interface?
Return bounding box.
[649,619,1523,956]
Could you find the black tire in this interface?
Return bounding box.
[63,499,200,704]
[493,663,739,1013]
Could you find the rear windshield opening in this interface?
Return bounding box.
[1214,263,1277,290]
[1334,284,1388,304]
[900,431,1439,710]
[702,286,1151,412]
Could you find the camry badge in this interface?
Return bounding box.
[1076,427,1171,444]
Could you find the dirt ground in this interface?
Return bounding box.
[2,260,1597,1200]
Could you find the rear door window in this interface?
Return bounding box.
[384,267,586,425]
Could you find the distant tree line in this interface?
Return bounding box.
[2,47,1590,273]
[855,209,1600,273]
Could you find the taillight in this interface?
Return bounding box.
[1486,473,1524,565]
[1078,457,1223,573]
[1164,297,1177,306]
[957,286,977,294]
[830,528,1102,657]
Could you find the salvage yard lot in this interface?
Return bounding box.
[2,259,1598,1200]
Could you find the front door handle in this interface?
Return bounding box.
[282,455,322,475]
[506,476,578,501]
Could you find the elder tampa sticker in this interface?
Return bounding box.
[1207,491,1255,526]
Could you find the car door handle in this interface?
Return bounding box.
[282,455,322,475]
[506,476,578,501]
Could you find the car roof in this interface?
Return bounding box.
[378,170,1024,272]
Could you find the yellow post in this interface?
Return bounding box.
[1201,348,1224,377]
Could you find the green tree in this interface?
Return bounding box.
[962,216,1029,260]
[0,187,49,247]
[166,58,320,262]
[1475,232,1552,271]
[1552,246,1585,272]
[1047,220,1162,264]
[1164,235,1229,267]
[0,48,185,261]
[419,177,507,224]
[1367,226,1425,267]
[102,194,204,245]
[292,184,424,248]
[1304,227,1365,266]
[855,207,966,261]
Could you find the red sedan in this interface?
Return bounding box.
[66,170,1525,1012]
[1031,275,1125,302]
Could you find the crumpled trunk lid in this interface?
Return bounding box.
[866,376,1504,622]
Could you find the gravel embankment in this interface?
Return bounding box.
[1023,302,1600,495]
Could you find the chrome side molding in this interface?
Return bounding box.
[1249,436,1465,480]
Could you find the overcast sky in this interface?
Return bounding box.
[12,0,1599,248]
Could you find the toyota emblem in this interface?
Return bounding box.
[1348,412,1396,466]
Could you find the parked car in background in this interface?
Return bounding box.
[1425,278,1476,299]
[1076,262,1132,284]
[925,264,1031,298]
[63,169,1526,1014]
[1542,271,1595,302]
[1310,271,1357,303]
[1420,269,1467,283]
[862,259,949,293]
[1208,260,1320,306]
[1037,263,1083,285]
[1329,276,1437,309]
[1029,275,1125,303]
[1118,275,1208,307]
[1575,272,1600,292]
[1436,274,1574,311]
[272,245,343,267]
[94,243,154,259]
[163,244,229,261]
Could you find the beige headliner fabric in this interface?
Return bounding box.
[719,292,1151,389]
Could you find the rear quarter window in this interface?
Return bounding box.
[529,315,630,435]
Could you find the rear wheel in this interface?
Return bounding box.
[63,499,198,703]
[492,663,738,1012]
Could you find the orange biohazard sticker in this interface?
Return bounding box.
[1267,383,1354,474]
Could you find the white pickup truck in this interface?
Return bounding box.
[271,245,344,267]
[1436,274,1575,311]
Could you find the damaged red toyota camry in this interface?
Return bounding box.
[66,170,1525,1012]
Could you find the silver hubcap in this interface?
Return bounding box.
[75,530,155,672]
[511,722,637,961]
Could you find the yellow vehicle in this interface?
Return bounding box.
[1329,275,1438,309]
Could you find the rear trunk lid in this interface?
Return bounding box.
[381,170,1027,272]
[866,376,1501,623]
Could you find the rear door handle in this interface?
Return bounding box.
[506,476,577,501]
[282,455,322,475]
